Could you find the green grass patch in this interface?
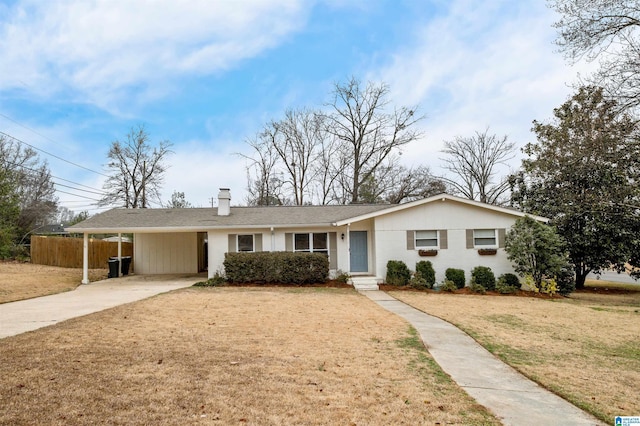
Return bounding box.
[395,326,456,387]
[394,327,499,424]
[484,314,528,328]
[463,329,542,366]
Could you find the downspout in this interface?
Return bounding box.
[82,233,89,284]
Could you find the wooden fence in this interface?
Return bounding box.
[31,236,133,269]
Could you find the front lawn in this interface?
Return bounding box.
[0,261,107,303]
[0,287,498,425]
[390,285,640,423]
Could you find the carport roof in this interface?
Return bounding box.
[67,204,392,232]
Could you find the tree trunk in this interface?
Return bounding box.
[574,265,590,290]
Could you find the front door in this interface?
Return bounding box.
[350,231,368,273]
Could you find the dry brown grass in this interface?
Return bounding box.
[389,288,640,423]
[0,287,498,425]
[0,261,108,304]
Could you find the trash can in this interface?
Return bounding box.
[121,256,132,275]
[108,258,120,278]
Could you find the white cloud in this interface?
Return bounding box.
[375,0,597,174]
[0,0,308,112]
[160,140,251,208]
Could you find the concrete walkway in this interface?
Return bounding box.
[0,275,197,339]
[363,291,605,426]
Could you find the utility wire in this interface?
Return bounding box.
[55,188,102,202]
[0,128,109,177]
[53,181,106,196]
[2,158,107,196]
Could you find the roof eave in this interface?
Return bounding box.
[333,193,549,226]
[65,222,341,234]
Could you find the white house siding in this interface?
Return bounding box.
[206,225,375,279]
[372,199,519,284]
[207,229,271,278]
[134,232,198,274]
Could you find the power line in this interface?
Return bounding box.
[54,188,102,202]
[0,129,109,177]
[53,181,106,196]
[2,158,107,196]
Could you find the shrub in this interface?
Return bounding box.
[415,260,436,288]
[498,273,520,288]
[469,282,486,294]
[334,269,351,284]
[409,271,429,290]
[385,260,411,286]
[505,216,570,291]
[440,279,457,292]
[445,268,466,289]
[539,277,558,296]
[522,273,558,296]
[496,273,520,294]
[556,265,576,296]
[223,252,328,284]
[194,271,227,287]
[471,266,496,290]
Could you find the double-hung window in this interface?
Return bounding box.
[473,229,497,247]
[415,230,438,248]
[294,232,328,256]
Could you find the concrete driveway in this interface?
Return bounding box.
[0,274,198,339]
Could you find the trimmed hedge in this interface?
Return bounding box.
[445,268,466,289]
[471,266,496,290]
[386,260,411,286]
[223,252,329,284]
[416,260,436,288]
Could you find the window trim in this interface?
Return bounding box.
[293,232,329,255]
[236,234,255,252]
[473,229,497,248]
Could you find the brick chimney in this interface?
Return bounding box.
[218,188,231,216]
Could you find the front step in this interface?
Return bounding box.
[349,276,381,291]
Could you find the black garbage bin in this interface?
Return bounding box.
[108,258,120,278]
[121,256,132,275]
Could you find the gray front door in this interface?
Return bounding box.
[350,231,368,273]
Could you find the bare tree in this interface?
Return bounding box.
[268,108,326,205]
[551,0,640,110]
[440,129,515,205]
[315,131,347,205]
[356,159,446,204]
[0,134,58,235]
[384,164,447,204]
[100,125,172,208]
[241,133,285,206]
[326,77,424,203]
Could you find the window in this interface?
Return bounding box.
[473,229,497,247]
[237,234,254,252]
[294,232,328,255]
[415,230,438,248]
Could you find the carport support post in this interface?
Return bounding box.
[117,233,122,277]
[207,230,215,280]
[346,223,351,273]
[82,233,89,284]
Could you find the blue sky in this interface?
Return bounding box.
[0,0,591,213]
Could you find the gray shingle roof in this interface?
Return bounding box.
[67,204,393,232]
